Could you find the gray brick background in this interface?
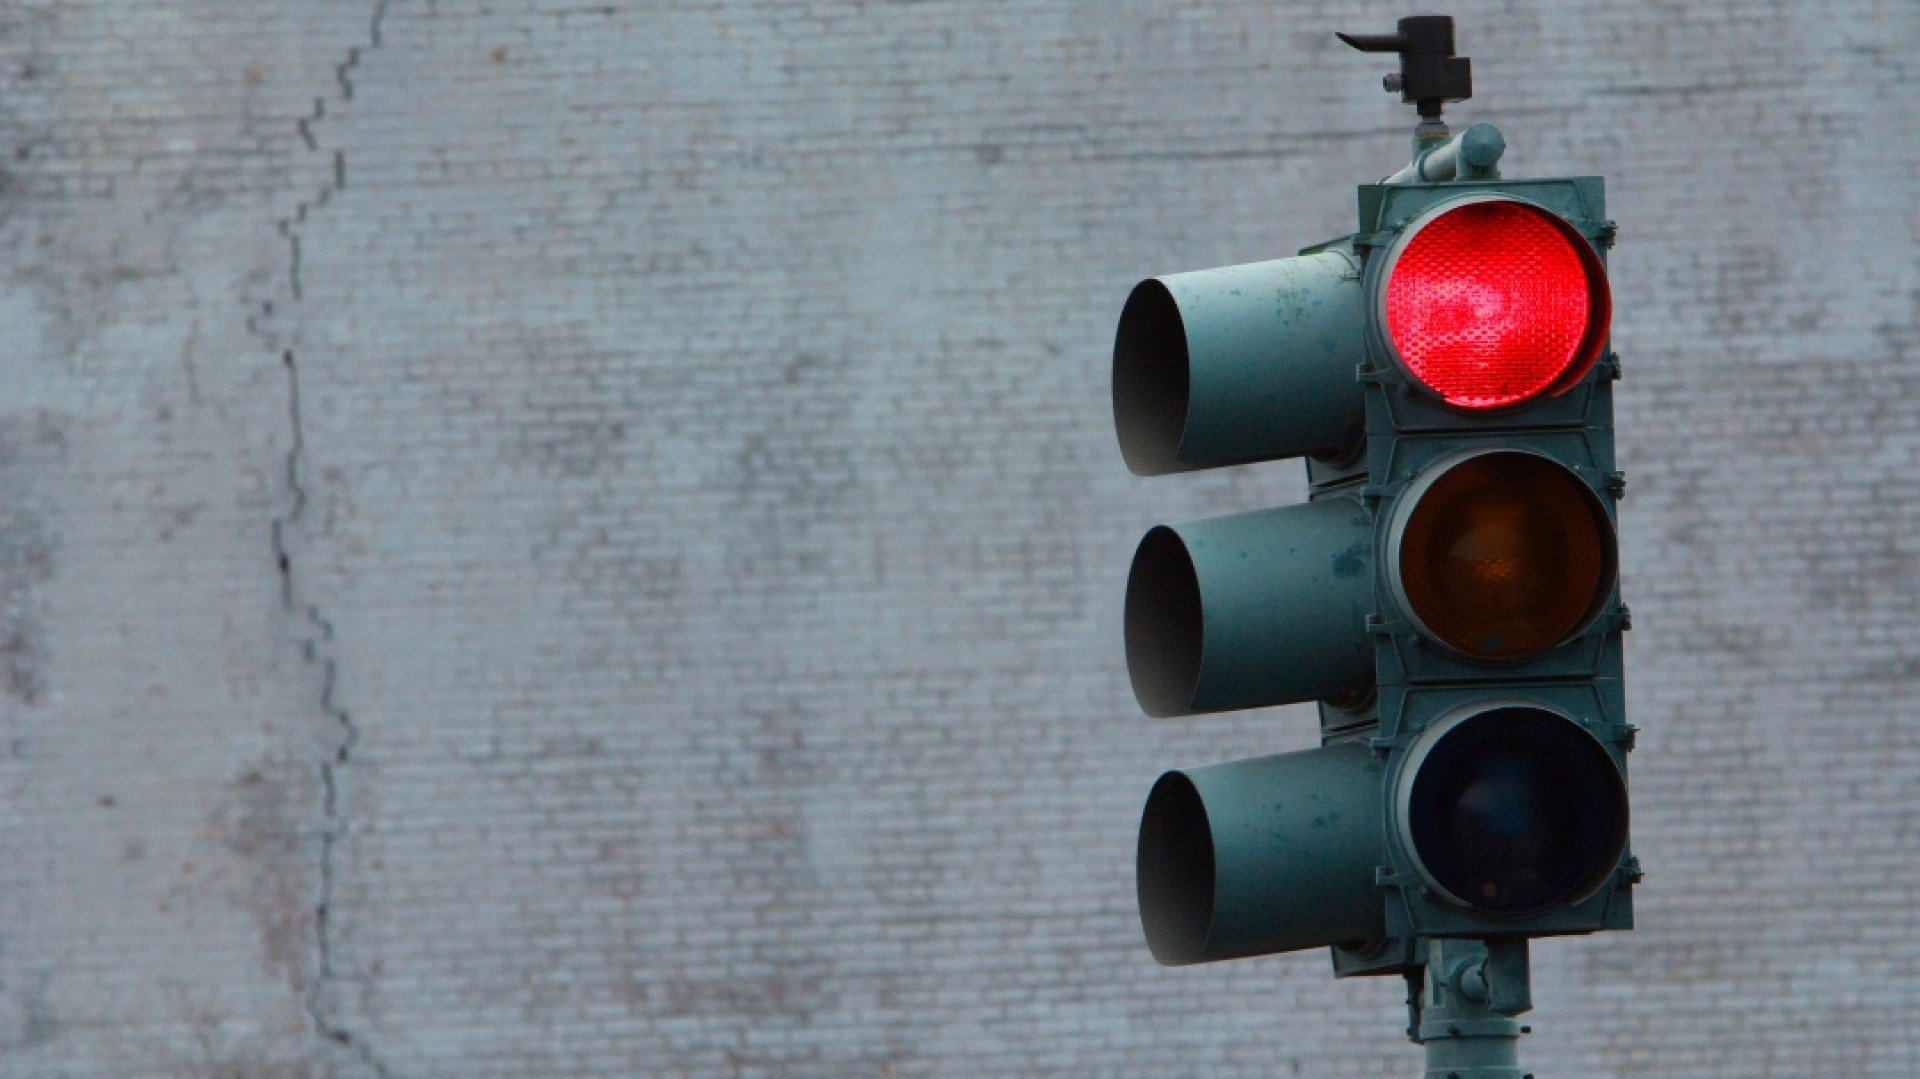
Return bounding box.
[0,1,1915,1075]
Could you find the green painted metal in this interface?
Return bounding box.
[1125,495,1373,717]
[1137,742,1383,965]
[1411,938,1532,1079]
[1383,121,1505,184]
[1351,175,1638,948]
[1113,250,1366,476]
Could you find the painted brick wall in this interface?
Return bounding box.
[1,1,1916,1075]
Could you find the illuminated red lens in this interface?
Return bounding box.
[1385,201,1606,410]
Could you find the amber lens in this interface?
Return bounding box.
[1397,453,1614,660]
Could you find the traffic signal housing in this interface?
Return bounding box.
[1116,125,1637,972]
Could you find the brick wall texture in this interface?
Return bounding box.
[1,1,1916,1075]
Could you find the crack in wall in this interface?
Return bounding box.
[253,2,393,1075]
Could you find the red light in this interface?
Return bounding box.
[1384,201,1609,410]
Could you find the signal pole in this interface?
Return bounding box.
[1410,938,1533,1079]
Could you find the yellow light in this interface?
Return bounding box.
[1395,452,1614,660]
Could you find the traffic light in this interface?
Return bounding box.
[1113,27,1637,987]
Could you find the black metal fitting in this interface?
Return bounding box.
[1338,14,1473,120]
